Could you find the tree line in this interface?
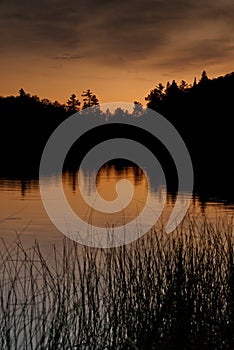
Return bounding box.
[144,70,234,198]
[0,70,233,198]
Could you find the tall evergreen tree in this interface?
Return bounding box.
[81,89,99,109]
[66,94,80,113]
[145,83,165,110]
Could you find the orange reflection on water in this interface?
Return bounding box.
[63,165,148,228]
[0,167,233,248]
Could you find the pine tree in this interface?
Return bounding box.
[81,89,99,109]
[66,94,80,113]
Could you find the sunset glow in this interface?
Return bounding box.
[1,0,234,104]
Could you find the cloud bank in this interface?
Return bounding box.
[1,0,234,70]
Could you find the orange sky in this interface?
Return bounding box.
[0,0,234,105]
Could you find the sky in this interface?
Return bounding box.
[0,0,234,104]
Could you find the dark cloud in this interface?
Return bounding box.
[55,54,83,60]
[0,0,234,69]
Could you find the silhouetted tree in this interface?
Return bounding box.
[53,100,64,109]
[19,88,27,98]
[66,93,80,114]
[18,88,31,100]
[81,89,99,109]
[133,101,143,118]
[199,70,209,83]
[145,83,165,110]
[41,98,51,106]
[103,108,112,121]
[179,80,188,91]
[112,107,129,120]
[165,80,179,98]
[192,77,197,87]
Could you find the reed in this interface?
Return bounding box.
[0,217,233,349]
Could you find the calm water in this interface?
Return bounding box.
[0,164,233,249]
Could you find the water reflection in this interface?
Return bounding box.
[0,163,233,246]
[63,163,164,228]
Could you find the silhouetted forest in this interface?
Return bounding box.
[145,70,234,199]
[0,88,99,172]
[0,71,233,199]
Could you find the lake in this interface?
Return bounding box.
[0,162,234,349]
[0,162,233,251]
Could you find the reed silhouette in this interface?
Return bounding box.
[0,218,233,349]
